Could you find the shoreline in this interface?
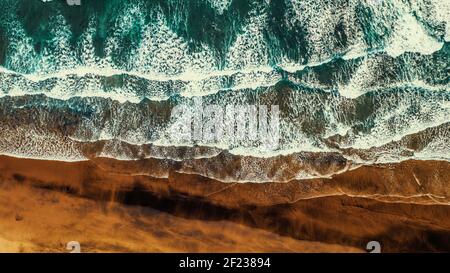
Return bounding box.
[0,155,449,252]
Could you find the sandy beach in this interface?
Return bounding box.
[0,155,449,252]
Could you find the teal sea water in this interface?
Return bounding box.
[0,0,448,181]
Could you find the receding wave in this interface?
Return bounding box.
[0,0,448,181]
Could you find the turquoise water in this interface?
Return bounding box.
[0,0,448,180]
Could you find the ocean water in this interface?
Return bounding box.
[0,0,448,181]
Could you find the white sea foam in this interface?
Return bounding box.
[1,0,446,102]
[385,13,444,58]
[207,0,233,15]
[0,0,448,176]
[0,127,87,162]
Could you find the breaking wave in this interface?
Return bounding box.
[0,0,448,181]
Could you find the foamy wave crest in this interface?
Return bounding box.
[0,0,448,181]
[0,0,447,99]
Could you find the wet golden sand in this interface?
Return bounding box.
[0,155,449,252]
